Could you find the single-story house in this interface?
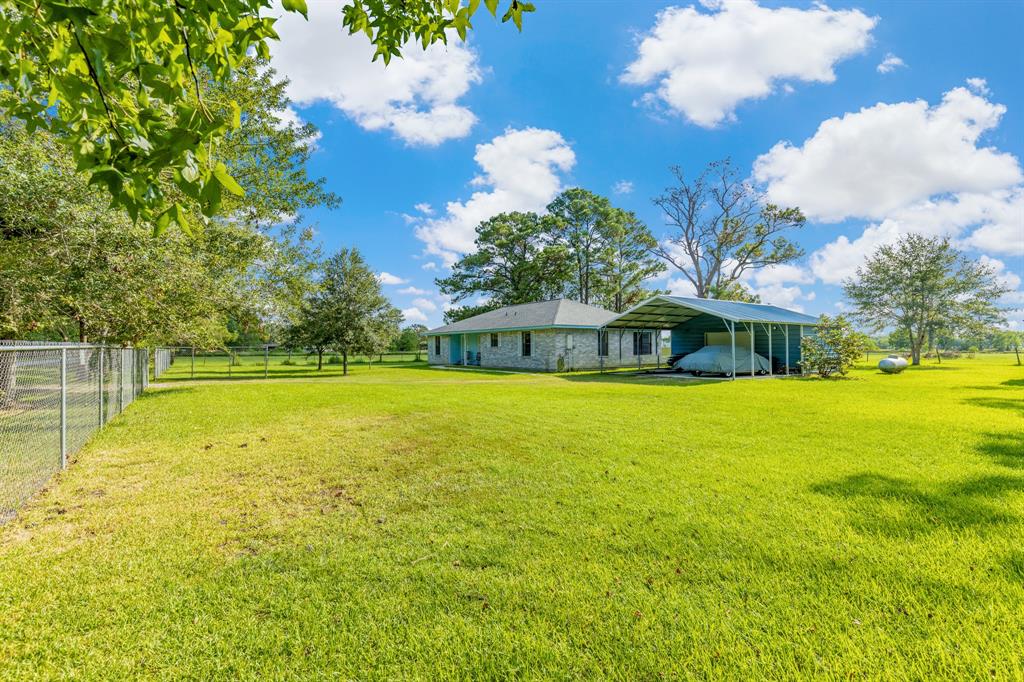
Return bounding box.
[603,295,820,378]
[426,295,820,375]
[424,298,659,371]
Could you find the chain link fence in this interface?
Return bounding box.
[153,346,424,380]
[0,342,148,523]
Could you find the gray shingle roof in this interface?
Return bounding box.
[426,299,617,335]
[604,295,820,328]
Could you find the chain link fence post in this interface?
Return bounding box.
[59,347,67,469]
[98,348,104,427]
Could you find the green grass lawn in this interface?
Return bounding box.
[1,356,1022,678]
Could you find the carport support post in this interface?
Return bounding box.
[784,326,790,375]
[767,324,773,376]
[730,320,736,380]
[750,323,755,378]
[799,326,806,374]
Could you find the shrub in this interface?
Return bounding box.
[327,355,343,365]
[800,315,865,378]
[281,359,296,366]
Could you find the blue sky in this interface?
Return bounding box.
[268,0,1024,329]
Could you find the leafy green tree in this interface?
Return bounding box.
[0,0,531,228]
[545,188,613,305]
[304,248,402,375]
[844,235,1009,365]
[652,160,805,299]
[437,212,569,308]
[707,281,761,303]
[594,208,664,312]
[0,57,326,345]
[391,325,428,352]
[800,315,865,378]
[443,303,502,324]
[0,121,243,345]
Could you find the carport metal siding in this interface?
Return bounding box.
[669,314,805,365]
[605,295,818,378]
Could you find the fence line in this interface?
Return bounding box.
[152,346,424,380]
[0,343,148,523]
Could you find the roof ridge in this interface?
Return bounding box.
[668,295,795,310]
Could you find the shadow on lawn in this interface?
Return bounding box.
[963,396,1024,416]
[556,371,719,387]
[975,431,1024,470]
[811,472,1023,537]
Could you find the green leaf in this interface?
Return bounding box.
[281,0,308,19]
[484,0,500,16]
[213,162,244,196]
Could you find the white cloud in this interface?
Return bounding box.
[398,286,430,296]
[422,262,439,271]
[613,180,635,195]
[876,53,906,74]
[810,188,1024,284]
[749,263,814,287]
[412,297,438,312]
[981,255,1022,292]
[378,272,408,285]
[754,84,1022,222]
[414,127,576,264]
[401,306,429,324]
[746,282,814,312]
[414,203,435,215]
[966,77,990,96]
[811,220,902,285]
[270,2,482,146]
[621,0,875,127]
[668,277,698,297]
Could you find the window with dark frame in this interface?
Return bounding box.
[598,330,609,357]
[521,331,532,357]
[434,336,440,355]
[632,331,652,355]
[490,333,498,348]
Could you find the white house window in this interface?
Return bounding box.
[521,331,532,357]
[597,330,609,357]
[632,331,652,355]
[490,333,499,348]
[434,336,440,355]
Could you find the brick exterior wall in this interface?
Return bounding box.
[428,328,660,371]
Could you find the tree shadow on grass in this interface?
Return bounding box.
[975,431,1024,469]
[557,371,719,387]
[1002,379,1024,388]
[810,473,1022,538]
[963,397,1024,416]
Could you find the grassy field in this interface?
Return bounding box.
[1,356,1021,678]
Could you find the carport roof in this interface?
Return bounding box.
[603,295,820,329]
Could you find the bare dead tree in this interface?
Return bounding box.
[652,159,806,300]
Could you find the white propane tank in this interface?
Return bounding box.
[878,354,909,374]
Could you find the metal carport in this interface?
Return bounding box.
[602,295,820,379]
